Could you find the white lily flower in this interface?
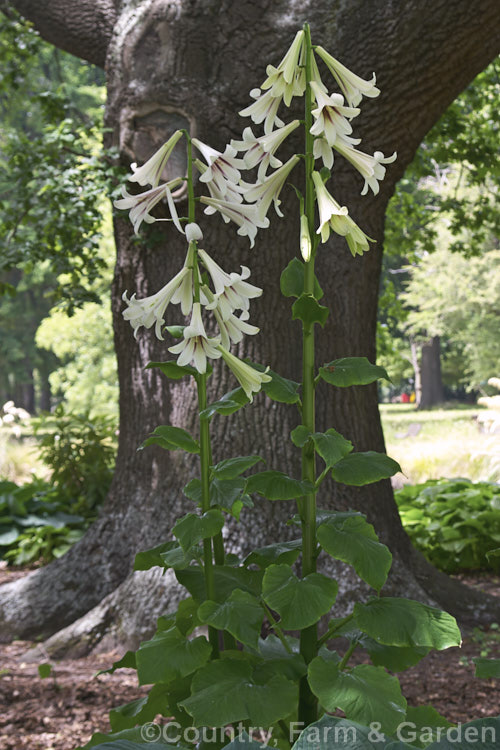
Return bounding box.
[168,302,221,374]
[114,178,183,234]
[195,159,245,221]
[231,120,300,182]
[243,155,299,219]
[170,244,204,316]
[122,266,190,340]
[200,197,269,247]
[333,141,397,195]
[239,88,285,135]
[261,29,306,106]
[313,136,334,170]
[213,308,260,349]
[309,81,360,147]
[217,347,272,402]
[128,130,183,187]
[192,139,245,199]
[315,46,380,108]
[312,172,372,255]
[198,249,262,319]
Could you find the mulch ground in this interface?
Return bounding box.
[0,568,499,750]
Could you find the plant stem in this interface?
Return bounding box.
[298,21,318,727]
[261,601,294,655]
[339,641,358,671]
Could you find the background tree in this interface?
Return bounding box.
[0,0,499,654]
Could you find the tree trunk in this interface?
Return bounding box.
[410,337,422,406]
[2,0,500,651]
[419,335,445,409]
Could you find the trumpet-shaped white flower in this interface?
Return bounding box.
[261,29,306,106]
[192,139,245,199]
[239,88,285,135]
[195,159,245,216]
[198,251,262,320]
[128,130,183,187]
[170,244,204,316]
[122,266,190,340]
[213,307,260,350]
[231,120,300,182]
[114,178,183,234]
[217,347,272,402]
[315,46,380,108]
[243,155,300,219]
[333,142,397,195]
[168,303,221,374]
[313,136,334,170]
[200,197,269,247]
[309,81,360,147]
[312,171,372,256]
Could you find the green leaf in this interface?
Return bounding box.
[140,425,199,454]
[97,651,136,676]
[200,388,249,419]
[135,626,211,685]
[243,539,302,569]
[331,451,401,486]
[311,429,353,468]
[198,589,263,648]
[245,471,314,501]
[109,685,170,732]
[254,635,307,682]
[280,257,323,299]
[160,543,198,570]
[176,565,263,604]
[220,733,266,749]
[292,294,329,327]
[425,717,500,749]
[308,659,407,734]
[317,513,392,591]
[180,658,296,727]
[173,510,224,552]
[146,360,197,379]
[212,455,264,480]
[354,597,462,650]
[262,564,338,629]
[319,357,390,387]
[183,478,202,504]
[79,727,182,749]
[250,363,301,404]
[38,663,52,679]
[403,705,454,748]
[175,597,200,636]
[134,541,178,571]
[473,657,500,679]
[209,477,246,512]
[291,716,401,750]
[360,636,430,671]
[290,425,310,447]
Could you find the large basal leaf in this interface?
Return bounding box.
[402,705,454,749]
[109,684,169,732]
[176,565,263,604]
[354,597,462,650]
[319,357,390,387]
[211,455,264,480]
[291,715,403,750]
[220,732,266,749]
[173,510,224,552]
[245,471,314,501]
[473,657,500,679]
[78,726,187,749]
[425,717,500,749]
[200,387,250,419]
[134,541,178,571]
[140,425,200,454]
[180,658,297,727]
[146,360,197,380]
[331,451,401,486]
[317,513,392,591]
[262,564,338,630]
[135,626,211,685]
[243,539,302,569]
[359,635,430,672]
[254,635,307,683]
[307,659,407,735]
[280,256,323,300]
[198,589,263,649]
[292,293,329,327]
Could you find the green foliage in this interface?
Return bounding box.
[396,478,500,572]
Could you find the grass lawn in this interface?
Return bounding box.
[380,402,500,485]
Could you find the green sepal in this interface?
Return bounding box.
[262,564,338,630]
[146,359,196,379]
[198,589,264,649]
[245,470,314,500]
[280,257,324,299]
[292,293,329,327]
[200,387,250,419]
[243,539,302,569]
[317,512,392,591]
[307,659,407,735]
[319,356,390,387]
[211,455,264,480]
[331,451,401,486]
[135,626,212,686]
[353,597,462,650]
[173,510,224,552]
[139,425,200,454]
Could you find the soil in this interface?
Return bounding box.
[0,567,499,750]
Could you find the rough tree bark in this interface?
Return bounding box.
[418,336,445,409]
[1,0,500,653]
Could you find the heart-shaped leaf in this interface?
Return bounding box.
[173,510,224,552]
[262,564,338,629]
[246,471,314,500]
[319,357,390,387]
[136,627,211,685]
[198,589,263,648]
[140,425,199,454]
[292,294,329,327]
[331,451,401,486]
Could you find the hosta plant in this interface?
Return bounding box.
[79,24,497,750]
